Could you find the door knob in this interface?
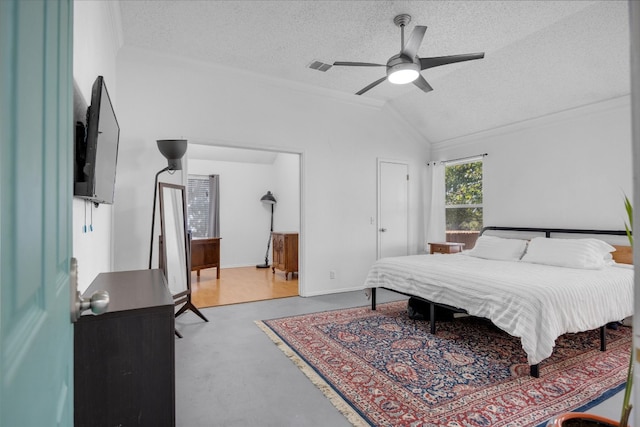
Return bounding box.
[75,290,110,316]
[379,228,387,232]
[70,257,110,322]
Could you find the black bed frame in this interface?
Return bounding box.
[370,226,629,378]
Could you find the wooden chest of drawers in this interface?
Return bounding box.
[272,232,298,280]
[75,269,175,427]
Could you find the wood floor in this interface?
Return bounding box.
[190,266,299,308]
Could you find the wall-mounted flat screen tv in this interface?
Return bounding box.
[74,75,120,205]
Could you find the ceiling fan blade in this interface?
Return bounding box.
[333,61,385,67]
[419,52,485,70]
[412,74,433,93]
[355,76,387,95]
[401,25,427,58]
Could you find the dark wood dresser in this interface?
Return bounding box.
[74,269,175,427]
[191,237,221,278]
[272,232,298,280]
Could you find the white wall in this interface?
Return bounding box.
[272,153,300,233]
[188,152,299,268]
[114,47,428,296]
[72,1,121,291]
[431,96,633,230]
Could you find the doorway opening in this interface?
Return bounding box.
[185,143,301,307]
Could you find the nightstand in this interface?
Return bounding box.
[428,242,465,254]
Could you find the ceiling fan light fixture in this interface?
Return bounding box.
[387,62,420,84]
[388,68,419,84]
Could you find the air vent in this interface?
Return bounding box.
[308,60,332,72]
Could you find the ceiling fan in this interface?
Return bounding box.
[333,14,485,95]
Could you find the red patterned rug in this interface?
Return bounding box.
[256,301,630,427]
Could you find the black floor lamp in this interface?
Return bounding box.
[256,191,277,268]
[151,140,208,338]
[148,139,187,269]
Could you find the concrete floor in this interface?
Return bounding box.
[174,289,624,426]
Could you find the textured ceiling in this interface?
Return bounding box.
[118,0,630,145]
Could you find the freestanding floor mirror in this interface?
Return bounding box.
[158,182,208,337]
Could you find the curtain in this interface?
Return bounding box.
[426,163,446,250]
[207,175,220,237]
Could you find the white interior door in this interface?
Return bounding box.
[1,1,75,425]
[377,160,409,259]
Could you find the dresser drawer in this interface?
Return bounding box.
[428,242,465,254]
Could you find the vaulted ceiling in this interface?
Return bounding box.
[118,1,630,145]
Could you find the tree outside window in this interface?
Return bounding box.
[445,160,483,249]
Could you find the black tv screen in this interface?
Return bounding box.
[74,76,120,205]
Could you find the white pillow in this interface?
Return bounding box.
[466,235,528,261]
[520,237,615,269]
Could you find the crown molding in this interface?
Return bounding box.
[431,95,631,152]
[119,45,385,111]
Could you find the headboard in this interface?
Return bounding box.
[480,226,633,265]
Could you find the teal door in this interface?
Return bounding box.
[1,0,75,426]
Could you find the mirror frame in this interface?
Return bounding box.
[158,182,190,300]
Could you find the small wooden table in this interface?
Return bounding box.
[428,242,465,254]
[191,237,221,278]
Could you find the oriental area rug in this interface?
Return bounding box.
[256,301,630,427]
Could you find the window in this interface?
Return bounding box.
[187,174,221,238]
[445,160,483,249]
[187,176,210,238]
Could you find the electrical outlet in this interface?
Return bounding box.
[329,270,336,279]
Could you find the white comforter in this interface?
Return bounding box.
[363,253,634,365]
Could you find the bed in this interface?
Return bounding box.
[364,227,634,377]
